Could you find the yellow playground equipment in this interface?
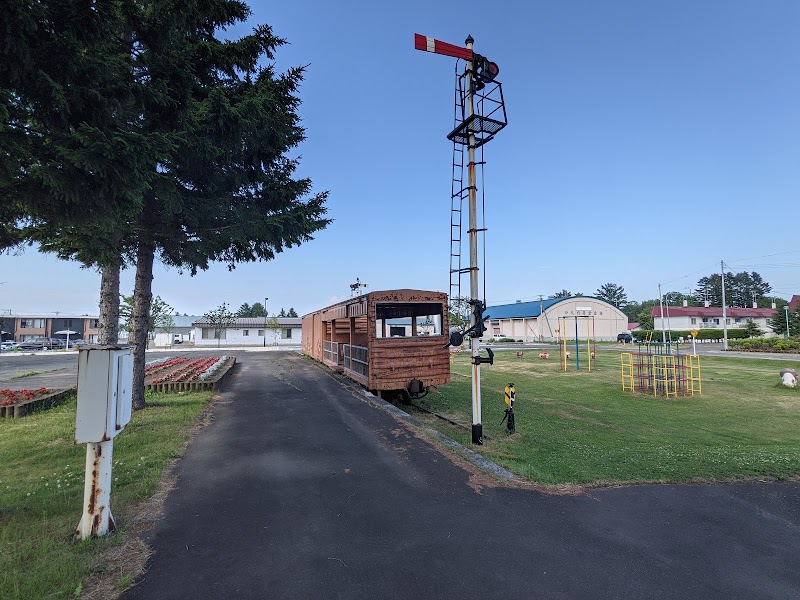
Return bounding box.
[621,342,702,397]
[558,315,597,372]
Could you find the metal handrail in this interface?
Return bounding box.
[343,344,369,378]
[324,340,340,365]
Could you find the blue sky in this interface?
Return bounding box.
[1,0,799,316]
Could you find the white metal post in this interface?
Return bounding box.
[658,283,666,343]
[785,305,790,339]
[721,261,729,350]
[75,439,116,539]
[264,298,269,348]
[465,35,482,445]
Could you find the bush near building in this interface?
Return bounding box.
[728,338,800,353]
[632,329,750,342]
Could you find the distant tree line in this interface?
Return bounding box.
[234,303,297,318]
[541,271,786,332]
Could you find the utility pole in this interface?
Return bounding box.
[538,295,544,342]
[264,298,269,348]
[415,32,505,445]
[463,35,485,445]
[721,261,728,350]
[785,305,790,339]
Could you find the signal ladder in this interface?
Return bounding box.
[448,63,507,305]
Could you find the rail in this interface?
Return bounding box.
[323,340,340,365]
[343,344,369,379]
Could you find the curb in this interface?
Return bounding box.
[359,387,522,483]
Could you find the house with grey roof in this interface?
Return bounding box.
[192,317,302,347]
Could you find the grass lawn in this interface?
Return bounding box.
[0,390,214,600]
[411,350,800,485]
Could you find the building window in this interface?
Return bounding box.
[20,319,44,329]
[282,328,292,339]
[202,328,226,339]
[90,319,100,328]
[691,318,696,325]
[63,319,72,327]
[243,330,249,336]
[258,329,265,336]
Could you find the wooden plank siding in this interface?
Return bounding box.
[301,289,450,392]
[367,337,450,390]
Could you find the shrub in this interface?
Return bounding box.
[633,329,750,343]
[729,338,800,353]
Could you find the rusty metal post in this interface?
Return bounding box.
[465,35,483,445]
[75,439,116,540]
[73,346,133,541]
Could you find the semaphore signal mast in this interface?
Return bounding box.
[414,33,507,445]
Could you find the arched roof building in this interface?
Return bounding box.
[486,296,629,342]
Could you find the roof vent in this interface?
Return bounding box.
[772,302,777,309]
[753,301,758,309]
[704,301,709,308]
[682,300,688,307]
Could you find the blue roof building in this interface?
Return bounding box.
[485,297,630,342]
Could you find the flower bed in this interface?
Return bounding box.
[144,356,235,392]
[0,387,73,418]
[145,357,188,376]
[1,387,51,406]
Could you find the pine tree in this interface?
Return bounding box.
[2,2,331,410]
[125,4,330,409]
[769,303,800,337]
[595,283,628,307]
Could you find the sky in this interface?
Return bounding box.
[1,0,799,317]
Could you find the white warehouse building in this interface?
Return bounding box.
[192,317,302,347]
[486,297,630,342]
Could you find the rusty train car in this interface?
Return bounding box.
[302,289,450,396]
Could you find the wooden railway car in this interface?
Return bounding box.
[302,289,450,396]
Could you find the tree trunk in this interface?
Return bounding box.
[98,260,121,345]
[131,241,155,411]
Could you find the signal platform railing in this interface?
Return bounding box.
[324,341,369,381]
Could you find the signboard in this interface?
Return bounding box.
[690,330,698,338]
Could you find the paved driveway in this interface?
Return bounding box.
[121,352,800,599]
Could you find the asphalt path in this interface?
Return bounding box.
[120,352,800,600]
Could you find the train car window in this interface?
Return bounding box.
[375,303,443,338]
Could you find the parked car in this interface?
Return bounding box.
[69,339,87,347]
[18,338,62,350]
[1,341,20,351]
[617,333,633,343]
[18,338,48,350]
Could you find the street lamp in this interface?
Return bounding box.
[264,298,269,348]
[785,305,790,339]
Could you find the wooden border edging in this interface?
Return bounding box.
[0,388,74,419]
[144,357,236,393]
